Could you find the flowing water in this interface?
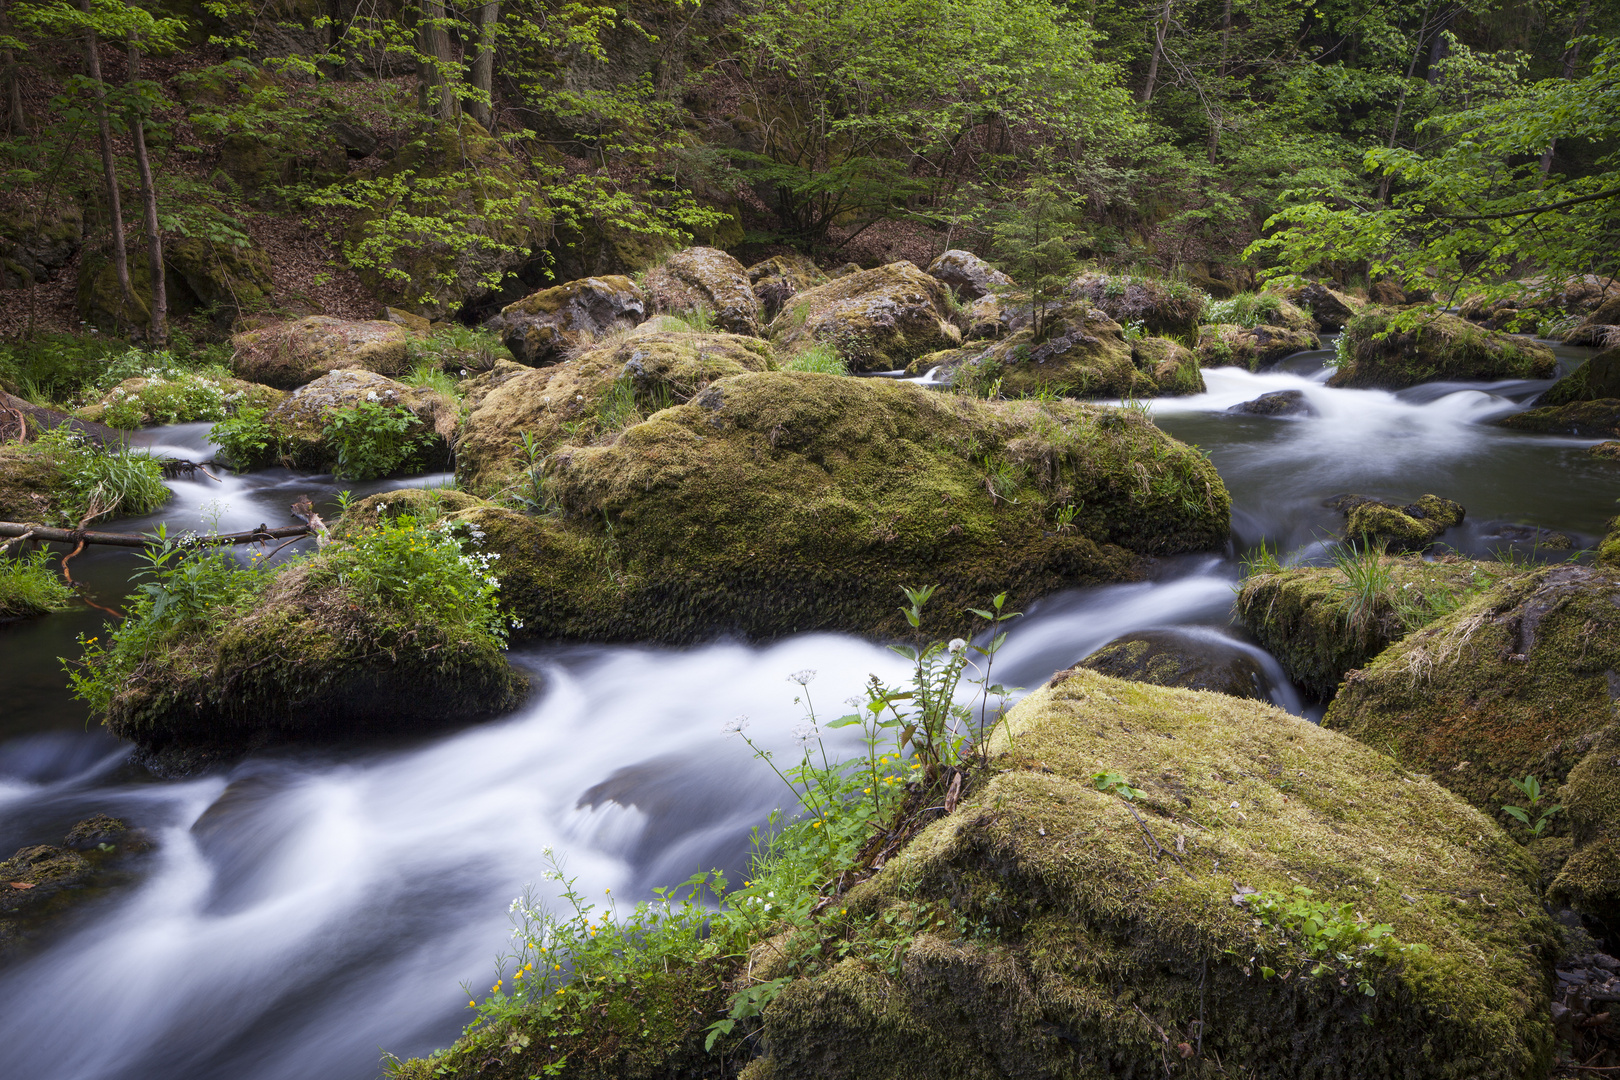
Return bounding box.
[0,342,1610,1079]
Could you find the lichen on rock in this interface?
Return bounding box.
[925,249,1011,300]
[231,316,415,390]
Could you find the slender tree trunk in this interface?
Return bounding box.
[1207,0,1233,163]
[323,0,345,79]
[417,0,457,119]
[1540,0,1591,179]
[469,0,497,130]
[1377,9,1432,205]
[1139,0,1172,104]
[125,33,165,346]
[0,0,25,136]
[79,0,139,335]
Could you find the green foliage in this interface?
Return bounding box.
[32,427,169,524]
[783,343,848,375]
[1204,293,1285,328]
[209,407,275,471]
[1330,538,1395,637]
[0,334,130,406]
[1502,774,1563,837]
[1245,885,1431,997]
[0,547,76,619]
[989,176,1087,341]
[1091,769,1145,800]
[321,401,431,481]
[1239,539,1285,577]
[407,326,510,375]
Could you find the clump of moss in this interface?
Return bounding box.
[1333,493,1465,551]
[1197,322,1322,371]
[746,669,1557,1080]
[1131,335,1205,394]
[1535,346,1620,407]
[1,815,153,958]
[1324,564,1620,933]
[1330,310,1556,390]
[1237,554,1504,701]
[1067,272,1207,336]
[77,373,284,429]
[918,302,1154,398]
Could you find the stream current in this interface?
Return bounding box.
[0,341,1610,1080]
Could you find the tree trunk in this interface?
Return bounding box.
[126,33,166,346]
[469,0,497,129]
[1207,0,1233,163]
[1540,0,1591,179]
[1377,9,1432,205]
[324,0,345,79]
[417,0,457,119]
[0,0,24,135]
[79,0,140,336]
[1139,0,1172,104]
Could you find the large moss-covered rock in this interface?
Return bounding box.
[1325,564,1620,935]
[926,249,1011,300]
[1067,272,1207,337]
[458,373,1229,641]
[1197,322,1321,371]
[1332,493,1466,551]
[748,669,1558,1080]
[455,329,775,496]
[1535,347,1620,407]
[486,276,647,367]
[102,559,528,763]
[747,253,827,320]
[77,237,276,332]
[769,261,960,372]
[1496,399,1620,439]
[1131,336,1205,395]
[1076,627,1268,699]
[642,247,762,336]
[238,369,457,472]
[1237,555,1502,701]
[1563,296,1620,347]
[0,444,70,524]
[0,203,82,286]
[1330,311,1556,390]
[231,316,414,389]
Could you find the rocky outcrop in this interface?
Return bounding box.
[77,236,277,332]
[231,316,414,389]
[1331,493,1465,551]
[768,261,960,372]
[1206,292,1317,333]
[1197,323,1321,371]
[1291,282,1366,331]
[1130,336,1205,395]
[1076,627,1269,699]
[485,276,647,367]
[747,254,827,320]
[642,247,762,336]
[0,203,82,287]
[1067,272,1207,336]
[1330,311,1556,390]
[925,249,1011,300]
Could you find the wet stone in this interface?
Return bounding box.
[1073,627,1270,700]
[1227,389,1318,417]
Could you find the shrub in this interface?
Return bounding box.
[209,407,277,471]
[407,325,510,374]
[322,401,432,480]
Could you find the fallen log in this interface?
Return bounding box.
[0,522,312,550]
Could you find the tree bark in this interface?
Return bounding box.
[79,0,140,336]
[417,0,458,119]
[1207,0,1233,163]
[469,0,498,129]
[126,33,166,347]
[1377,7,1433,205]
[1139,0,1172,104]
[0,0,24,135]
[1540,0,1591,179]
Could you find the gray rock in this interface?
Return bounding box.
[485,275,646,366]
[1228,389,1317,417]
[926,249,1012,300]
[1075,627,1270,700]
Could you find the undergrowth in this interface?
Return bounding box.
[0,547,76,619]
[32,426,170,524]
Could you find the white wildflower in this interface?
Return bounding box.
[948,638,967,654]
[792,722,818,746]
[787,669,816,685]
[723,715,750,735]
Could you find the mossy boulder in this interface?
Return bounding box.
[1332,493,1465,551]
[486,275,647,367]
[1131,336,1205,394]
[75,374,284,428]
[1563,295,1620,348]
[102,559,529,764]
[454,330,776,496]
[231,316,414,389]
[1330,311,1556,390]
[0,443,70,523]
[1496,399,1620,439]
[748,668,1558,1080]
[768,261,961,372]
[747,253,827,320]
[240,369,457,473]
[1324,564,1620,936]
[1289,282,1366,331]
[1535,347,1620,407]
[457,373,1229,642]
[926,249,1011,300]
[1207,292,1317,334]
[1067,272,1207,337]
[1229,389,1317,417]
[1237,555,1503,701]
[0,203,82,285]
[643,247,762,336]
[1076,627,1268,699]
[76,236,276,332]
[1197,322,1321,371]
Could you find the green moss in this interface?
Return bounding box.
[1068,273,1207,336]
[1130,336,1206,395]
[1534,347,1620,407]
[749,670,1557,1080]
[642,247,763,336]
[924,304,1154,399]
[0,443,69,524]
[1330,311,1556,390]
[1495,399,1620,439]
[1077,628,1265,698]
[1196,322,1321,372]
[1323,565,1620,926]
[1598,517,1620,569]
[231,316,414,390]
[768,262,960,372]
[0,549,76,620]
[1237,555,1503,700]
[1338,494,1465,551]
[76,375,284,428]
[227,369,457,473]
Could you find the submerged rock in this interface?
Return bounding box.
[0,816,153,960]
[747,253,827,321]
[925,249,1011,300]
[1325,564,1620,941]
[1497,399,1620,439]
[1331,492,1465,551]
[1067,272,1206,337]
[454,330,775,496]
[486,275,647,367]
[1229,389,1317,416]
[1330,310,1556,390]
[746,669,1559,1079]
[1075,627,1268,699]
[769,261,960,372]
[231,316,415,390]
[642,246,762,336]
[1197,322,1321,371]
[1594,441,1620,460]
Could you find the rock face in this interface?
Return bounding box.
[913,306,1203,398]
[925,249,1012,300]
[463,373,1229,642]
[1230,389,1317,416]
[238,369,457,473]
[1330,311,1556,390]
[1497,400,1620,438]
[485,276,647,367]
[1325,564,1620,940]
[454,330,775,496]
[747,254,827,320]
[1293,282,1366,331]
[1067,272,1207,337]
[748,669,1558,1080]
[231,316,414,389]
[768,261,960,372]
[1197,323,1321,371]
[1237,555,1501,701]
[1331,493,1465,551]
[78,236,277,332]
[1537,347,1620,406]
[1076,627,1269,699]
[642,247,762,336]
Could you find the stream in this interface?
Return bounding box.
[0,340,1608,1080]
